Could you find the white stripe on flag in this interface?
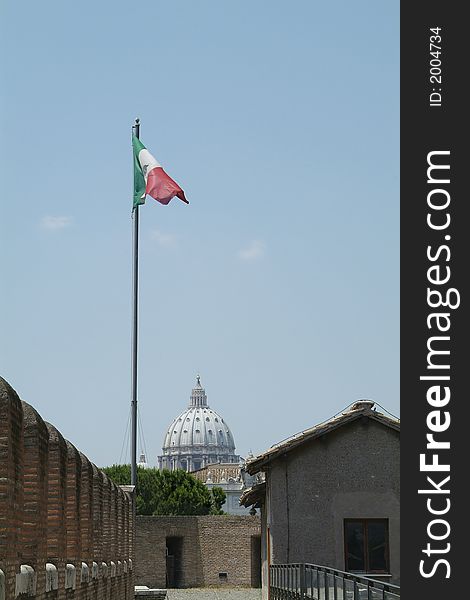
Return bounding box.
[138,149,162,180]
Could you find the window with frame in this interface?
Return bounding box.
[344,519,389,574]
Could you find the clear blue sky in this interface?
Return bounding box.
[0,1,399,467]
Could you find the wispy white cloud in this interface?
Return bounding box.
[151,230,177,248]
[238,240,266,261]
[40,216,72,231]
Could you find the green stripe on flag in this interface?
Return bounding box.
[132,135,146,155]
[133,134,146,208]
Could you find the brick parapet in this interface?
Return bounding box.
[0,378,24,600]
[0,377,135,600]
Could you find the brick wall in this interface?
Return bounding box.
[136,515,261,589]
[0,377,135,600]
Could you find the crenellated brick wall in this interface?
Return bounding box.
[0,377,135,600]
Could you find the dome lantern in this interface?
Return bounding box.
[189,374,208,408]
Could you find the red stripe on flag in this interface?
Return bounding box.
[145,167,188,205]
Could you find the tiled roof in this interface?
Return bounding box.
[239,482,266,508]
[245,401,399,474]
[192,463,241,483]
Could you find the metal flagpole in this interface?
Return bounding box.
[131,117,140,488]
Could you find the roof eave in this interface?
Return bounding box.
[246,410,399,474]
[239,482,266,507]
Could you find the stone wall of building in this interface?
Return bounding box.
[136,515,261,589]
[191,464,258,516]
[267,418,400,583]
[0,377,135,600]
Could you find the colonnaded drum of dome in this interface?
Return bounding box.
[157,375,240,472]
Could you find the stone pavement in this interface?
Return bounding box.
[166,589,262,600]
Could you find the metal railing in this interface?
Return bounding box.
[269,564,400,600]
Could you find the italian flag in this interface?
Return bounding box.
[133,135,188,207]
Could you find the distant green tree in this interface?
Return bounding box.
[209,485,226,515]
[102,465,226,516]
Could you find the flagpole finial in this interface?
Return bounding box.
[133,118,140,140]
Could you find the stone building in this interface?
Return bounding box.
[135,515,261,589]
[137,451,150,469]
[240,400,400,597]
[192,463,261,516]
[157,376,240,472]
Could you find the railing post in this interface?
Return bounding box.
[299,563,306,600]
[353,580,359,600]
